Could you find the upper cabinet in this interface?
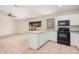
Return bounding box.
[46,18,55,30]
[55,14,79,25]
[69,14,79,25]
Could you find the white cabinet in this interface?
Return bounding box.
[27,31,57,49]
[38,33,48,47]
[27,31,79,49]
[55,14,79,26]
[27,32,48,49]
[27,33,39,49]
[48,31,57,42]
[69,14,79,25]
[46,19,55,29]
[71,32,79,48]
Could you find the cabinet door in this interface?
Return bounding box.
[38,33,47,47]
[47,19,55,29]
[71,32,79,48]
[48,32,57,42]
[27,34,39,49]
[55,14,79,25]
[70,14,79,25]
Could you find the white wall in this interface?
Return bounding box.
[14,20,20,33]
[0,12,28,36]
[0,10,79,36]
[17,20,27,33]
[0,12,17,37]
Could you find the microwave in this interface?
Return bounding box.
[58,20,70,26]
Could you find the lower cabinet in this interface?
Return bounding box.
[48,31,57,42]
[27,33,39,49]
[27,32,57,49]
[71,32,79,48]
[38,32,48,47]
[27,32,48,49]
[27,31,79,49]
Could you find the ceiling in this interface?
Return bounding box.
[0,5,79,19]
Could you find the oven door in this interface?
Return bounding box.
[57,31,70,41]
[57,31,70,45]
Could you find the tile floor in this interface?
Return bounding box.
[0,34,79,54]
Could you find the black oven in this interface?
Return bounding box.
[57,20,70,46]
[58,32,69,39]
[58,20,70,26]
[57,28,70,45]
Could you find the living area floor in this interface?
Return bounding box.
[0,34,79,54]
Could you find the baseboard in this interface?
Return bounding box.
[49,40,57,43]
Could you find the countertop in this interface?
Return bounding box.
[27,30,46,34]
[27,29,56,34]
[27,29,79,34]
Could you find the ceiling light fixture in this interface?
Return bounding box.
[8,13,16,17]
[14,5,18,8]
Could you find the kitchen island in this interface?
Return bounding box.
[27,31,48,49]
